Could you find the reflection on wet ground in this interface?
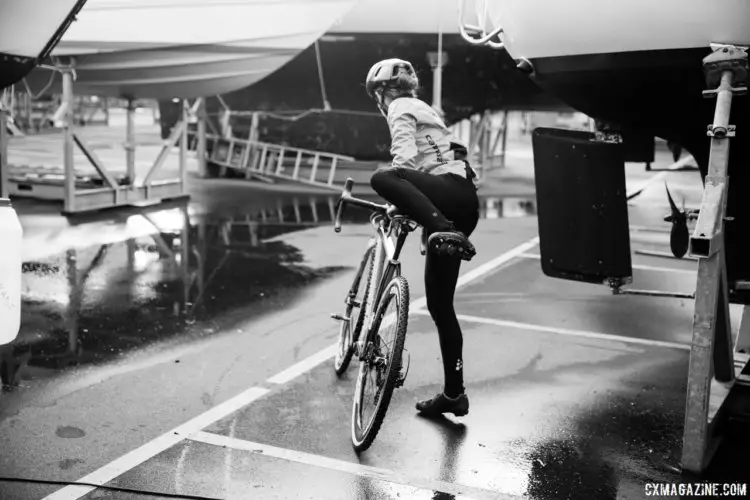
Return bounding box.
[0,194,536,398]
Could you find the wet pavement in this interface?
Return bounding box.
[2,190,535,401]
[1,141,750,499]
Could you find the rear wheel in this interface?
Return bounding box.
[333,245,374,376]
[351,275,409,452]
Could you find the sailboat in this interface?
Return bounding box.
[20,0,361,100]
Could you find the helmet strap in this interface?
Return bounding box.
[374,89,389,117]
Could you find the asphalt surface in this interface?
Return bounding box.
[1,139,750,499]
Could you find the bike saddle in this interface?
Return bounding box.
[386,204,407,217]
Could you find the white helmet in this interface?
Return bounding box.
[365,58,418,115]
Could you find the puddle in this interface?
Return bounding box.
[0,192,536,394]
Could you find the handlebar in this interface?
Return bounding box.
[334,177,388,233]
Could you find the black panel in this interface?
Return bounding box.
[531,127,632,284]
[620,130,655,163]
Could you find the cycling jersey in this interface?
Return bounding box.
[387,97,477,181]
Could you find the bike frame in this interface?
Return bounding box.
[361,212,416,339]
[333,178,422,352]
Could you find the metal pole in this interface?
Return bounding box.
[433,1,444,115]
[197,98,207,178]
[681,44,748,474]
[179,205,190,314]
[62,67,76,213]
[125,99,136,183]
[500,111,509,168]
[180,100,188,187]
[103,97,110,125]
[0,105,8,198]
[126,238,135,305]
[249,111,259,143]
[65,249,80,355]
[433,49,443,115]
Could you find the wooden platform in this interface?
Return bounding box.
[4,123,195,208]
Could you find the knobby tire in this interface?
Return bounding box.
[351,275,409,452]
[333,245,374,375]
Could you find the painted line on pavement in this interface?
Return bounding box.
[410,236,541,313]
[518,253,696,275]
[43,236,541,499]
[626,155,696,200]
[413,310,690,351]
[188,431,517,500]
[42,158,684,498]
[269,237,541,384]
[267,344,339,385]
[42,387,270,500]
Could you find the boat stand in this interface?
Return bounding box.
[0,98,9,199]
[4,63,192,215]
[680,44,750,474]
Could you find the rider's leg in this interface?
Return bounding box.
[427,250,464,396]
[371,166,475,230]
[416,210,479,416]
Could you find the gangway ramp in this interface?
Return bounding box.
[201,133,376,191]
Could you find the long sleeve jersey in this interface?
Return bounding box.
[386,97,477,181]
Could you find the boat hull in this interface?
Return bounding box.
[23,38,313,100]
[484,0,750,59]
[479,0,750,281]
[158,32,570,160]
[21,0,359,99]
[0,0,87,89]
[477,0,750,148]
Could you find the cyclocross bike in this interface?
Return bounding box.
[330,177,426,452]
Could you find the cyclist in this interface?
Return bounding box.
[365,58,480,417]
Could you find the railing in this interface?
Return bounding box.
[199,133,360,190]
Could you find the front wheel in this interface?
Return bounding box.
[333,244,374,376]
[351,275,409,452]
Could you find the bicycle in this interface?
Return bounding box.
[330,177,427,452]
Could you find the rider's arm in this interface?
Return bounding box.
[387,102,418,169]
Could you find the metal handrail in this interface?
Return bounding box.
[457,0,505,49]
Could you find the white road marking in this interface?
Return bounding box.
[267,344,339,385]
[43,237,540,499]
[518,253,696,275]
[188,431,518,500]
[413,310,690,351]
[41,387,270,500]
[270,237,543,383]
[41,159,690,498]
[410,237,541,313]
[626,155,696,199]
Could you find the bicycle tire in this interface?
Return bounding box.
[333,244,374,376]
[350,275,409,452]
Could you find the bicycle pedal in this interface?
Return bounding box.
[330,313,350,322]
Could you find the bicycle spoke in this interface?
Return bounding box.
[351,276,409,451]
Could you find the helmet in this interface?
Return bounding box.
[365,58,418,102]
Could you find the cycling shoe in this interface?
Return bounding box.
[427,231,476,261]
[416,392,469,417]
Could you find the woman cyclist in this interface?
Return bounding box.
[365,58,480,417]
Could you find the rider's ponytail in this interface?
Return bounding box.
[383,72,418,101]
